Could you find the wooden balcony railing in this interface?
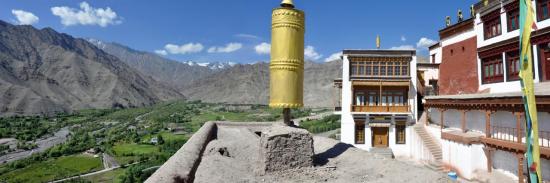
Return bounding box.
[352,105,409,113]
[489,125,550,148]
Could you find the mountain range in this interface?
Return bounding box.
[0,20,183,116]
[0,21,342,116]
[89,40,343,108]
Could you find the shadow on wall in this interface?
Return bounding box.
[314,143,353,166]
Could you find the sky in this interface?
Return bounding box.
[0,0,478,64]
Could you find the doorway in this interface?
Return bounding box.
[541,46,550,81]
[371,127,389,147]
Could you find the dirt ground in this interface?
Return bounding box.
[194,126,448,183]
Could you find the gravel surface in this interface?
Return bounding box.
[194,126,448,183]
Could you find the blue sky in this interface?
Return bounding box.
[1,0,477,63]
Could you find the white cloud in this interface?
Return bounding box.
[401,35,407,42]
[235,34,260,39]
[51,1,122,27]
[416,37,437,50]
[254,42,271,55]
[154,50,167,56]
[324,52,342,62]
[164,43,204,55]
[304,46,322,60]
[389,45,415,50]
[11,9,39,25]
[207,43,242,53]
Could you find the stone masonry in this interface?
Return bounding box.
[258,123,314,174]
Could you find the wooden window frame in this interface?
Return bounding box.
[355,121,365,144]
[350,60,410,77]
[482,55,505,84]
[507,8,519,32]
[484,16,502,40]
[538,0,550,21]
[506,51,520,81]
[395,123,406,144]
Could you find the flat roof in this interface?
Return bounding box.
[343,49,416,56]
[426,82,550,100]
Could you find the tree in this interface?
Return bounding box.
[157,135,165,145]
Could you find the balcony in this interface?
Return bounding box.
[482,125,550,158]
[352,105,409,113]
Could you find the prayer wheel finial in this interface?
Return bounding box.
[281,0,294,8]
[269,0,305,113]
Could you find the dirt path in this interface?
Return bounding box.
[292,111,333,126]
[0,127,69,163]
[102,153,119,169]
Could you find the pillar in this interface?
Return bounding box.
[485,111,491,138]
[516,153,525,183]
[483,147,494,173]
[515,112,523,143]
[439,108,445,131]
[426,107,431,125]
[461,110,467,133]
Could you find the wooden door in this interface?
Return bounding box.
[543,48,550,81]
[546,49,550,81]
[372,127,389,147]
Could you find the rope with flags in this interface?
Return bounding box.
[519,0,542,182]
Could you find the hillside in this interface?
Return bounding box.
[0,21,184,116]
[182,60,342,107]
[87,39,216,89]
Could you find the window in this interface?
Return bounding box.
[355,121,365,144]
[484,15,502,39]
[355,92,365,106]
[507,8,519,31]
[482,56,504,84]
[538,0,550,21]
[507,51,520,81]
[396,123,406,144]
[431,54,436,63]
[367,91,378,106]
[350,60,410,77]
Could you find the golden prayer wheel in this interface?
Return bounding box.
[269,0,305,109]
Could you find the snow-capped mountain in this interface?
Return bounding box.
[182,61,238,70]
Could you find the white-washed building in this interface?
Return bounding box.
[338,50,418,158]
[419,0,550,182]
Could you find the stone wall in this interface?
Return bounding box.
[145,121,273,183]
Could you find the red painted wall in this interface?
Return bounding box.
[439,36,479,95]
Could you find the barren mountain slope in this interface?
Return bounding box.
[0,20,183,116]
[182,60,342,107]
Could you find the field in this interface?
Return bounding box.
[85,168,125,183]
[0,101,324,182]
[0,154,102,183]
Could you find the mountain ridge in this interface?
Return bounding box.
[0,20,184,116]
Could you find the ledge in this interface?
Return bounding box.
[441,129,484,145]
[145,121,274,183]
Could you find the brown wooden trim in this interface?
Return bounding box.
[441,131,483,145]
[482,137,550,159]
[483,147,495,173]
[485,111,492,138]
[425,97,550,112]
[503,0,518,12]
[516,153,525,183]
[461,110,467,133]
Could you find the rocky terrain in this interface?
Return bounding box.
[0,20,184,116]
[87,39,216,89]
[182,60,342,107]
[90,39,343,108]
[194,126,448,183]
